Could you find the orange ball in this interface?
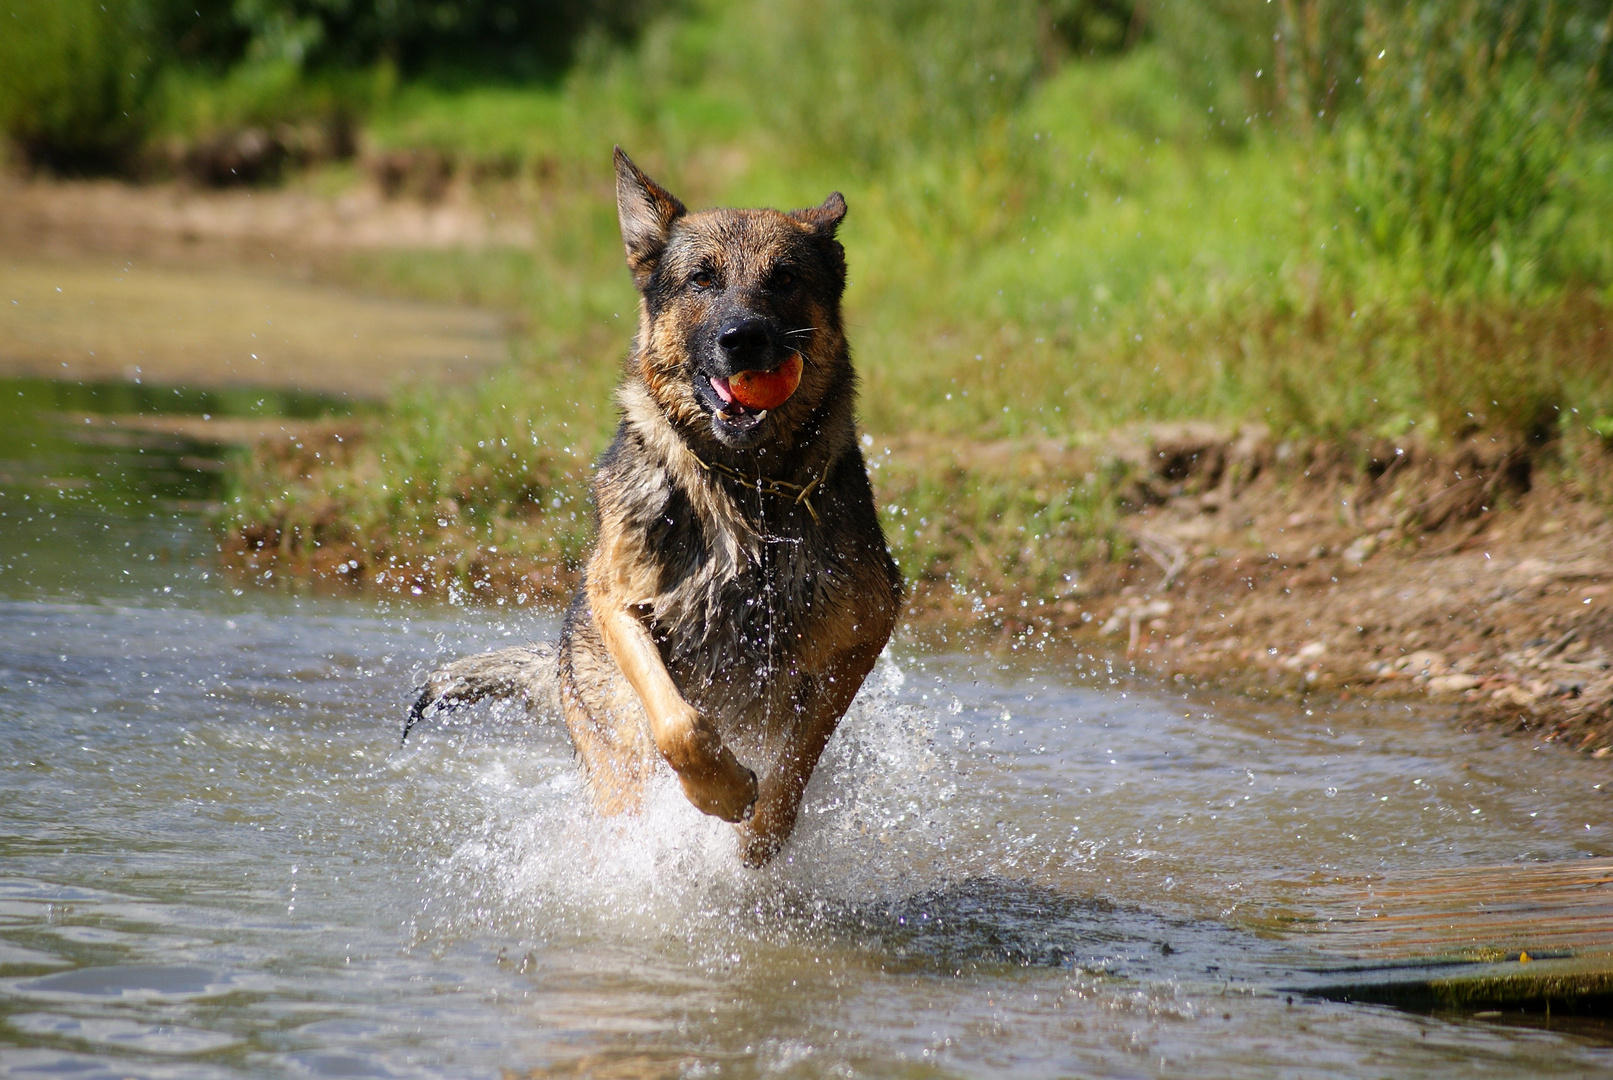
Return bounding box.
[728,355,803,411]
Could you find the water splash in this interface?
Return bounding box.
[410,654,971,954]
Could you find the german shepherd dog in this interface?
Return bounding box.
[406,149,903,867]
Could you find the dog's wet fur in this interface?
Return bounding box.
[408,148,903,866]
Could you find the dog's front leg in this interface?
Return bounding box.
[737,637,887,867]
[594,601,758,822]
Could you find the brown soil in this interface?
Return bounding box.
[910,425,1613,758]
[0,173,532,262]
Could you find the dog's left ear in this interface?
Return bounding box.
[615,146,686,288]
[789,192,847,238]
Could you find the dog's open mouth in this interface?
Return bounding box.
[704,355,803,431]
[708,374,766,424]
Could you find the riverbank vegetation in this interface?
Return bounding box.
[6,0,1613,605]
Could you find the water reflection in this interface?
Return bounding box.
[0,375,347,507]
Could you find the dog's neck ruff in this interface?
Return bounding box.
[688,449,829,525]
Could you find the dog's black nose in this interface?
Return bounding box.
[717,317,770,364]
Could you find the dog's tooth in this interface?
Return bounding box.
[753,410,767,421]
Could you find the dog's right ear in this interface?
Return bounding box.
[614,147,686,288]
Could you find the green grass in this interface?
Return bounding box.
[165,0,1613,594]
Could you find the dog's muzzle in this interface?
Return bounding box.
[696,317,802,439]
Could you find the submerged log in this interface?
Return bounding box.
[1279,861,1613,1014]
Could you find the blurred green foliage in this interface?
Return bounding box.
[0,0,158,171]
[728,0,1045,167]
[1336,1,1613,293]
[156,0,659,75]
[0,0,665,171]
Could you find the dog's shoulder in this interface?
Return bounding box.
[595,416,672,516]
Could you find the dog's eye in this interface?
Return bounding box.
[691,270,714,290]
[773,268,796,289]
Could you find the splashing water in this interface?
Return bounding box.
[410,655,972,956]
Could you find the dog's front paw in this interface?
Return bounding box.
[677,750,758,824]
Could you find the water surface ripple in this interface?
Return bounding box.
[2,500,1611,1078]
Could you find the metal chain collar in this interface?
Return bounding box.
[688,451,830,525]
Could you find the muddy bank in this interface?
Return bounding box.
[220,419,1613,757]
[916,424,1613,757]
[1103,436,1612,755]
[0,173,533,262]
[0,255,509,396]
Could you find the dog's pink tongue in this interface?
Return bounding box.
[710,376,734,405]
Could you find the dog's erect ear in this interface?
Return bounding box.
[788,192,847,238]
[614,147,686,286]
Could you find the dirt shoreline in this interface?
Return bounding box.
[1006,428,1613,757]
[0,173,532,262]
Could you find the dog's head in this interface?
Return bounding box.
[614,147,849,453]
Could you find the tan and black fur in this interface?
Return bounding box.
[407,148,903,866]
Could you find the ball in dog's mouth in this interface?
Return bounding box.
[708,355,802,426]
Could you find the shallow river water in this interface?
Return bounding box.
[3,391,1613,1078]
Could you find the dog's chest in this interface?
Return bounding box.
[639,483,852,706]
